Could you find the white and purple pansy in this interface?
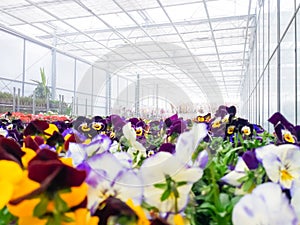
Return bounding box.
[221,157,249,187]
[232,182,298,225]
[140,151,203,213]
[174,122,208,167]
[138,123,206,213]
[66,134,112,167]
[255,144,300,189]
[85,151,143,214]
[291,180,300,221]
[122,122,147,163]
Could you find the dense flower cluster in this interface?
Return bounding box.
[0,106,299,225]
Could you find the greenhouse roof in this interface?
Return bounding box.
[0,0,256,107]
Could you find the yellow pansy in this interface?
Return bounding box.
[0,160,23,209]
[62,209,99,225]
[21,147,37,168]
[7,171,40,217]
[60,182,88,208]
[44,123,59,137]
[126,199,150,225]
[18,216,47,225]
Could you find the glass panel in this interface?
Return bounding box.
[76,61,91,92]
[260,78,264,125]
[269,0,278,54]
[280,0,295,36]
[263,1,269,68]
[25,41,52,97]
[280,20,295,123]
[269,54,277,129]
[56,53,74,92]
[297,9,300,124]
[258,8,263,77]
[0,31,23,83]
[263,68,269,131]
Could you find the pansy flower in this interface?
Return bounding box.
[221,157,250,187]
[66,134,111,167]
[8,149,88,223]
[72,116,97,138]
[107,114,126,133]
[90,116,107,134]
[268,112,300,145]
[84,152,143,214]
[23,120,59,138]
[167,119,187,137]
[62,128,87,151]
[52,120,71,134]
[256,144,300,189]
[232,182,298,225]
[291,180,300,221]
[0,137,25,209]
[93,196,137,225]
[140,151,203,213]
[122,122,147,164]
[195,113,211,123]
[140,124,206,214]
[164,114,179,128]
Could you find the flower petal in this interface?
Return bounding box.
[0,180,14,209]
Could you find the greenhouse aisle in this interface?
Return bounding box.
[0,0,299,225]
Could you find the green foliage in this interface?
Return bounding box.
[32,68,51,99]
[0,206,18,225]
[186,131,273,225]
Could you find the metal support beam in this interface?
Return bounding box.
[202,0,228,98]
[106,72,111,115]
[37,15,255,39]
[91,66,94,115]
[73,59,77,116]
[13,87,16,112]
[33,92,36,115]
[156,84,159,118]
[51,34,57,100]
[135,74,140,117]
[17,88,20,112]
[22,39,26,97]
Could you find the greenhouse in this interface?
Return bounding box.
[0,0,299,225]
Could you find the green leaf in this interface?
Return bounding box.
[61,214,75,223]
[0,206,18,225]
[54,193,69,213]
[219,193,230,207]
[177,181,187,187]
[154,183,167,189]
[160,188,171,201]
[242,179,254,192]
[197,202,218,214]
[33,196,49,217]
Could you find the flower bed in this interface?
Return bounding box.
[0,106,299,225]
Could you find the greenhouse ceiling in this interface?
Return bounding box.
[0,0,256,106]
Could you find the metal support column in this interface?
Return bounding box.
[106,72,111,115]
[276,0,281,112]
[135,74,140,117]
[51,35,57,100]
[46,94,49,112]
[73,59,77,116]
[33,92,36,115]
[85,98,88,116]
[13,87,16,112]
[91,66,94,115]
[17,88,20,112]
[156,84,159,118]
[22,39,26,97]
